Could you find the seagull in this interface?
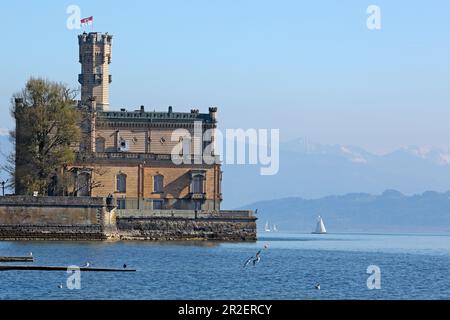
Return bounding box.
[252,250,261,266]
[243,245,269,268]
[83,262,90,267]
[29,252,33,257]
[58,283,63,289]
[243,248,264,268]
[315,283,321,290]
[243,256,253,267]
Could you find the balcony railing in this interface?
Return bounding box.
[75,152,220,163]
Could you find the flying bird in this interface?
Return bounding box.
[252,250,261,266]
[315,283,321,290]
[243,256,253,267]
[243,250,262,267]
[58,283,63,289]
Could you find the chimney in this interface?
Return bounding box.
[168,106,173,113]
[140,105,145,112]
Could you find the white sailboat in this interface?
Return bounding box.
[264,221,271,232]
[273,224,278,232]
[312,216,327,234]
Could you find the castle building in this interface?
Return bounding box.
[78,32,112,111]
[70,32,222,212]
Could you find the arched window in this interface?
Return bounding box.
[192,175,204,194]
[95,137,105,152]
[153,174,164,193]
[116,173,127,193]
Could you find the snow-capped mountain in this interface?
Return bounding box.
[223,139,450,208]
[282,138,450,166]
[386,146,450,165]
[281,138,377,164]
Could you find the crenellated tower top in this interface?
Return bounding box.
[78,32,113,111]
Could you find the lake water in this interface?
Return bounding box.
[1,233,450,300]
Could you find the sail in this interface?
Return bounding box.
[273,224,278,232]
[314,216,327,233]
[265,221,271,232]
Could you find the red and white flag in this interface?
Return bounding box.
[80,16,94,27]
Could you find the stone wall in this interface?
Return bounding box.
[0,196,107,240]
[116,216,256,241]
[0,225,106,240]
[0,196,256,241]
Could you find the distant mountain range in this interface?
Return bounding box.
[222,138,450,207]
[239,189,450,233]
[282,138,450,165]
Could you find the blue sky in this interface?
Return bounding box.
[0,0,449,154]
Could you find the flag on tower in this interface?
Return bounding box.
[80,16,94,27]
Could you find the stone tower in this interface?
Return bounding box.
[78,32,112,111]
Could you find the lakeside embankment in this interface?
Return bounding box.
[0,196,256,241]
